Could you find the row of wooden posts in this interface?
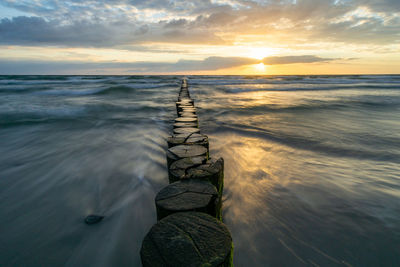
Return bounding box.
[140,78,233,266]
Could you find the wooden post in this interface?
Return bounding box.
[169,157,224,195]
[140,212,233,267]
[173,127,200,135]
[178,112,197,117]
[175,117,198,124]
[155,179,219,220]
[166,144,208,168]
[173,122,198,129]
[167,133,209,150]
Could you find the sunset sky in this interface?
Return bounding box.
[0,0,399,75]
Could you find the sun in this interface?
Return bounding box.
[254,63,266,72]
[246,47,276,60]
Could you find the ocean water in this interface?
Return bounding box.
[0,75,399,266]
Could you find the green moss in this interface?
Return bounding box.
[227,242,234,267]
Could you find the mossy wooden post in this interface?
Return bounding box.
[169,157,224,195]
[176,105,195,116]
[140,212,233,267]
[175,117,198,125]
[167,133,209,150]
[179,108,196,113]
[173,122,198,129]
[176,101,194,112]
[155,179,219,220]
[179,107,196,113]
[166,144,208,168]
[173,127,200,135]
[178,112,197,118]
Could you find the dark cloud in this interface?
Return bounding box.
[263,55,336,65]
[0,15,224,47]
[312,17,400,44]
[0,55,342,74]
[0,16,142,47]
[0,56,259,74]
[353,0,400,12]
[163,18,188,28]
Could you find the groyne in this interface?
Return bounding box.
[140,78,233,266]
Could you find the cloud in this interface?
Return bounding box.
[263,55,336,65]
[0,16,225,47]
[0,55,342,74]
[0,56,257,74]
[0,0,399,48]
[0,16,142,47]
[174,56,259,70]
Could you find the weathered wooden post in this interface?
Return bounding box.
[173,122,198,128]
[155,179,219,220]
[167,133,209,150]
[166,144,208,168]
[141,212,233,267]
[169,157,224,195]
[173,127,200,135]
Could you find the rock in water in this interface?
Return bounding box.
[140,212,233,267]
[85,215,104,225]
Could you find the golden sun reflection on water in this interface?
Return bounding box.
[253,63,266,72]
[210,134,295,217]
[208,133,301,257]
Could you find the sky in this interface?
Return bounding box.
[0,0,399,75]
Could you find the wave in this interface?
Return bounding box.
[0,109,84,127]
[0,75,69,81]
[219,83,400,93]
[94,83,175,95]
[0,99,168,127]
[0,83,174,96]
[35,88,104,96]
[93,85,135,95]
[218,99,400,115]
[214,123,400,164]
[188,75,400,87]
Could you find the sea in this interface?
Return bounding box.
[0,75,399,266]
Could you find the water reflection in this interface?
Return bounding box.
[210,134,400,266]
[194,76,400,266]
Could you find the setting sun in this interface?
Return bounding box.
[246,47,277,60]
[254,63,266,72]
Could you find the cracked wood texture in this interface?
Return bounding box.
[169,157,224,195]
[166,144,208,168]
[140,212,233,267]
[175,117,198,124]
[173,122,198,129]
[167,133,209,150]
[173,127,200,135]
[178,112,197,118]
[155,179,219,220]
